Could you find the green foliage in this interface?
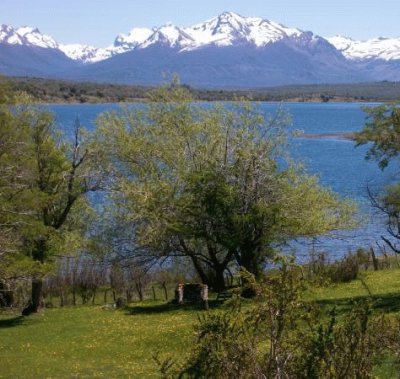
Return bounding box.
[171,266,389,379]
[303,249,375,286]
[327,251,366,283]
[374,184,400,254]
[355,103,400,254]
[295,303,386,379]
[0,85,107,311]
[355,103,400,170]
[98,81,356,289]
[380,184,400,213]
[0,93,36,269]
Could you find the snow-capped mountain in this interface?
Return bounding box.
[0,25,22,44]
[114,27,154,51]
[0,24,79,78]
[0,24,107,63]
[59,44,113,63]
[69,13,361,88]
[0,24,58,48]
[139,24,194,49]
[62,27,155,63]
[113,12,305,53]
[57,12,316,63]
[3,12,400,64]
[182,12,303,49]
[70,11,312,60]
[16,26,58,49]
[0,12,400,86]
[328,35,400,61]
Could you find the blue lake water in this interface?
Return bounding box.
[45,102,398,261]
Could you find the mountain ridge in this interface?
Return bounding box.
[0,12,399,87]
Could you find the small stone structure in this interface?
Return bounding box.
[115,297,126,308]
[175,283,208,308]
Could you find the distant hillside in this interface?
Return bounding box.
[8,77,400,104]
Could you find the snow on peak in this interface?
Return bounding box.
[182,11,303,49]
[106,12,305,53]
[59,43,112,63]
[3,14,400,65]
[328,35,400,61]
[0,24,24,45]
[327,35,355,51]
[0,24,58,49]
[139,24,194,49]
[185,12,250,47]
[16,26,58,48]
[114,27,153,49]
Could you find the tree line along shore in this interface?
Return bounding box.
[7,76,400,104]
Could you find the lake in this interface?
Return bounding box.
[46,102,398,261]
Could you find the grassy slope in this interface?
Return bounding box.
[0,304,197,378]
[309,268,400,313]
[1,269,400,378]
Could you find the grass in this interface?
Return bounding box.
[1,269,400,378]
[0,303,199,378]
[308,268,400,313]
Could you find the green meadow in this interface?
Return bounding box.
[1,268,400,378]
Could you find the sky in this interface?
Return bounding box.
[1,0,399,47]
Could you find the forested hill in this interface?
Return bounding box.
[8,76,400,103]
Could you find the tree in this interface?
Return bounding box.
[0,97,107,314]
[355,103,400,253]
[355,103,400,170]
[25,114,108,314]
[366,184,400,254]
[98,81,355,290]
[0,82,39,307]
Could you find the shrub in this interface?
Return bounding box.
[160,264,389,379]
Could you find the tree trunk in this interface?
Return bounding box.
[23,239,46,315]
[239,248,265,280]
[22,279,43,316]
[31,279,43,311]
[0,282,14,308]
[237,249,266,298]
[92,289,96,305]
[212,268,226,292]
[127,289,134,303]
[162,282,168,301]
[370,248,379,271]
[135,282,143,301]
[189,255,210,285]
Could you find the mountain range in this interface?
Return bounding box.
[1,12,399,87]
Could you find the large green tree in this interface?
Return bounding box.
[0,82,33,306]
[0,92,107,313]
[98,82,355,290]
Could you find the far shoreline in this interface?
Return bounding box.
[7,76,399,105]
[297,132,356,141]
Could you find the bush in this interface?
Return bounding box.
[306,249,372,284]
[160,264,390,379]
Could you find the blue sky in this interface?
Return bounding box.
[1,0,399,46]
